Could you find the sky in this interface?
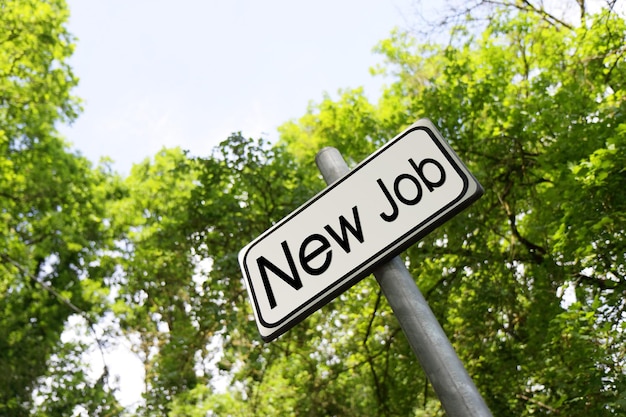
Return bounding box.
[61,0,422,176]
[59,0,421,408]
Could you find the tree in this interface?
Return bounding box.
[106,135,316,415]
[110,147,206,415]
[275,3,626,415]
[108,3,626,415]
[1,0,122,414]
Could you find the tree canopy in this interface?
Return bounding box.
[1,0,123,415]
[2,0,626,416]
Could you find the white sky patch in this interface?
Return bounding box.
[60,0,416,174]
[557,282,577,309]
[59,314,146,411]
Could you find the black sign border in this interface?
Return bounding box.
[241,122,483,341]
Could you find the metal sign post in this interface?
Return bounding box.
[316,147,493,417]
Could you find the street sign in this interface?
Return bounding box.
[238,119,483,341]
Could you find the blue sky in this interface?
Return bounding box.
[61,0,420,175]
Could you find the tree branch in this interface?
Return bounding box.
[517,393,560,413]
[483,0,574,29]
[362,289,383,346]
[1,253,116,391]
[497,192,547,262]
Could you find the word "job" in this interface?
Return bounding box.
[377,158,447,222]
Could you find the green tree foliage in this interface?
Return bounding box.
[1,0,122,415]
[5,0,626,416]
[109,136,313,415]
[103,3,626,416]
[111,147,203,415]
[272,4,626,415]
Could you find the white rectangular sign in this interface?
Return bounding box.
[239,119,483,341]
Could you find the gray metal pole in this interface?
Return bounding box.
[315,147,493,417]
